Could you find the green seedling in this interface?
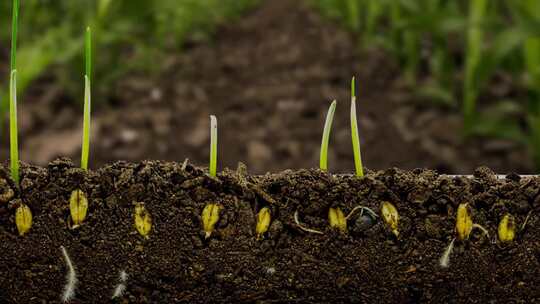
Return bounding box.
[10,0,20,185]
[350,77,364,177]
[440,203,490,268]
[81,27,92,171]
[319,100,337,171]
[209,115,218,177]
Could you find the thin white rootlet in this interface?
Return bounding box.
[112,270,128,299]
[60,246,78,302]
[439,238,456,268]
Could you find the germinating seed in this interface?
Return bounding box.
[455,203,473,241]
[256,207,271,240]
[202,203,221,239]
[328,207,347,232]
[134,203,152,238]
[498,214,515,243]
[69,189,88,228]
[380,202,399,237]
[15,203,32,236]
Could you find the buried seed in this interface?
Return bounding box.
[380,201,399,237]
[498,214,515,243]
[15,203,32,236]
[256,207,271,240]
[69,189,88,228]
[328,207,347,232]
[202,203,221,239]
[134,203,152,238]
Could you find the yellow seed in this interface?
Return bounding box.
[455,203,473,241]
[328,207,347,232]
[16,204,32,236]
[134,203,152,238]
[256,207,271,239]
[69,189,88,227]
[498,214,515,243]
[381,202,399,237]
[202,203,221,239]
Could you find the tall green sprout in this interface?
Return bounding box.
[463,0,488,133]
[319,100,337,171]
[350,77,364,177]
[10,0,20,184]
[81,27,92,170]
[209,115,218,177]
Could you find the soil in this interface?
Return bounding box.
[0,158,539,303]
[0,0,533,175]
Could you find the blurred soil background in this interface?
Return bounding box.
[0,0,537,174]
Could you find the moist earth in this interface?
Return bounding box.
[0,158,539,303]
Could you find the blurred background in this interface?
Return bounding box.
[0,0,539,174]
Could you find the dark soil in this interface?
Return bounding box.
[0,0,533,174]
[0,158,539,303]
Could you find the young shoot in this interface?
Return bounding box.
[9,0,20,185]
[350,77,364,177]
[319,100,337,171]
[209,115,218,177]
[81,27,92,170]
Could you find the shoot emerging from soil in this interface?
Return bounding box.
[319,100,337,171]
[350,77,364,177]
[60,246,78,302]
[9,0,20,184]
[209,115,218,177]
[81,27,92,170]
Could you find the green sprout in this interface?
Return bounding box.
[350,77,364,177]
[81,27,92,170]
[209,115,218,177]
[319,100,337,171]
[9,0,20,184]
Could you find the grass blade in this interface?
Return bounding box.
[209,115,218,177]
[9,71,19,184]
[10,0,19,71]
[81,76,91,170]
[350,77,364,177]
[81,27,92,170]
[319,100,337,171]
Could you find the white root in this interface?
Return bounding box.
[346,205,378,220]
[181,158,189,171]
[472,223,490,240]
[112,270,128,299]
[294,211,324,235]
[439,238,456,268]
[60,246,78,302]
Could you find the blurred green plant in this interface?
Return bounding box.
[312,0,540,169]
[0,0,259,117]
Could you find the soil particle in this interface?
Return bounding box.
[1,159,539,302]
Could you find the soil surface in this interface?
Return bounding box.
[0,0,533,174]
[0,159,539,303]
